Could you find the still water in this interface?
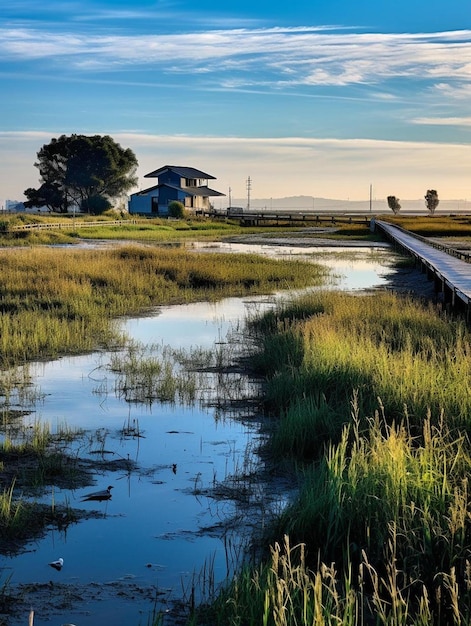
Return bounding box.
[1,242,396,625]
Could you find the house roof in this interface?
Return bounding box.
[190,185,226,197]
[130,184,160,196]
[144,165,216,180]
[130,183,225,198]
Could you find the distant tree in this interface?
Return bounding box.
[387,195,401,214]
[168,201,188,219]
[24,134,138,214]
[425,189,439,215]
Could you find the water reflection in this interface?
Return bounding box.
[1,243,395,625]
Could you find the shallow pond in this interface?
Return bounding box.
[1,242,396,625]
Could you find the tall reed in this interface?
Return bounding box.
[195,533,470,626]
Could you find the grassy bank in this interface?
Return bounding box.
[195,290,471,625]
[0,214,289,246]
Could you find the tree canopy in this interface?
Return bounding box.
[387,195,401,214]
[24,134,138,213]
[425,189,439,215]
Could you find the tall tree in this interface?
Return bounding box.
[24,134,138,214]
[425,189,439,215]
[387,195,401,214]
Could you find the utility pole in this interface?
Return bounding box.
[369,184,373,213]
[228,186,232,208]
[246,176,251,210]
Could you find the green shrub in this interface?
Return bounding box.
[168,201,188,219]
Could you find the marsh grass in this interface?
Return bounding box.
[382,214,471,238]
[278,401,471,563]
[0,245,325,367]
[0,481,23,534]
[250,291,471,437]
[197,533,471,626]
[109,342,199,405]
[108,335,260,416]
[0,419,87,491]
[261,409,471,624]
[0,417,126,555]
[0,365,40,411]
[197,289,471,625]
[0,479,78,553]
[0,214,279,246]
[0,242,324,559]
[1,213,469,246]
[73,218,256,242]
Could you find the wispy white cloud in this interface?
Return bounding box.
[412,116,471,126]
[432,82,471,99]
[1,26,470,89]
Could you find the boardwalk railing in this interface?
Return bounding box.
[374,220,471,263]
[207,209,372,226]
[375,220,471,319]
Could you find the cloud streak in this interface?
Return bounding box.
[412,117,471,126]
[1,26,470,89]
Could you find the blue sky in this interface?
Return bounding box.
[1,0,470,206]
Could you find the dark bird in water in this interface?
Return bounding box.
[49,558,64,571]
[80,485,113,501]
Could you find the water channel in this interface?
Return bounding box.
[1,241,397,625]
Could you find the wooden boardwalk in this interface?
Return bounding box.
[376,220,471,316]
[210,208,372,226]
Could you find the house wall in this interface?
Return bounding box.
[128,189,162,215]
[129,195,151,215]
[159,171,181,187]
[182,177,205,188]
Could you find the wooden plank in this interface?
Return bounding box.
[376,221,471,305]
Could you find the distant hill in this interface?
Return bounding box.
[229,195,471,214]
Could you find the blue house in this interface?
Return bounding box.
[128,165,225,216]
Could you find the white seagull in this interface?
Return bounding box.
[80,485,113,501]
[49,558,64,571]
